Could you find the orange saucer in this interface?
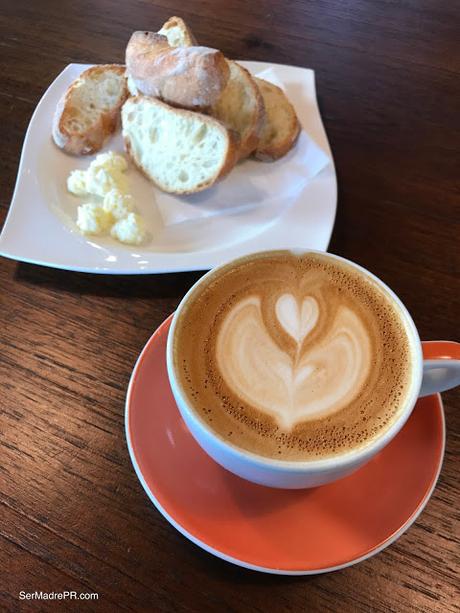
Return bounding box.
[125,315,445,574]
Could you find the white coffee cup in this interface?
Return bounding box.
[166,250,460,489]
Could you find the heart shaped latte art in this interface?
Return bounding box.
[275,294,319,344]
[216,294,371,429]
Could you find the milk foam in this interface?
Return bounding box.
[216,295,370,429]
[174,252,413,461]
[276,294,319,343]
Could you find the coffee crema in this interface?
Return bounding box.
[173,252,414,460]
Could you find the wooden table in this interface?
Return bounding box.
[1,1,459,611]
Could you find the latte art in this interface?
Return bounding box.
[173,251,413,461]
[216,295,371,429]
[276,294,319,343]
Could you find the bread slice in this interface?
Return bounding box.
[122,96,238,194]
[211,61,265,160]
[125,31,229,110]
[52,65,128,155]
[125,32,170,98]
[158,16,197,47]
[253,78,300,161]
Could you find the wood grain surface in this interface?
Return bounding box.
[1,1,459,611]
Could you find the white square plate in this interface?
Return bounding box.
[0,61,337,274]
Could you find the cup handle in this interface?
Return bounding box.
[420,341,460,397]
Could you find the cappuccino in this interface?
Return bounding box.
[172,251,413,461]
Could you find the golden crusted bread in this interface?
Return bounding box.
[125,31,229,110]
[158,16,197,47]
[254,77,300,161]
[210,60,265,160]
[121,96,239,194]
[52,65,128,155]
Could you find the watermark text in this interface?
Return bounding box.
[19,591,99,601]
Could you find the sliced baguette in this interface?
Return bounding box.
[122,96,238,194]
[210,60,265,160]
[158,16,197,47]
[125,31,229,110]
[253,78,300,161]
[126,20,198,96]
[52,65,128,155]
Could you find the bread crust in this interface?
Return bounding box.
[253,77,300,161]
[125,32,229,110]
[52,65,127,155]
[122,96,239,194]
[211,61,266,161]
[158,16,197,46]
[235,62,265,159]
